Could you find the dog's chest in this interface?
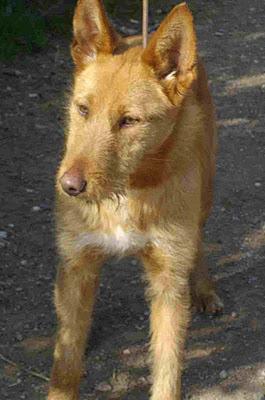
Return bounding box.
[77,226,148,255]
[76,200,149,255]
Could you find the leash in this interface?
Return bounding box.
[142,0,149,48]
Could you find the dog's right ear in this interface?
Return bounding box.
[71,0,120,69]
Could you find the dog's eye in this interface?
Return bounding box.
[77,104,89,117]
[119,116,140,128]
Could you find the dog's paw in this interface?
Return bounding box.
[194,291,224,316]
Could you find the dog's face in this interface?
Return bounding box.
[58,0,197,201]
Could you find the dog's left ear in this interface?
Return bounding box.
[142,3,197,84]
[71,0,120,69]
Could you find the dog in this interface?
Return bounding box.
[47,1,223,399]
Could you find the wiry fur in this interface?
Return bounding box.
[48,2,223,399]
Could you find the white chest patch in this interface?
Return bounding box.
[76,225,149,255]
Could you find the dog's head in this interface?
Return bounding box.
[58,0,198,201]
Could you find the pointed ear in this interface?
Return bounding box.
[142,3,197,82]
[71,0,120,69]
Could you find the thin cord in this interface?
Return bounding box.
[142,0,149,48]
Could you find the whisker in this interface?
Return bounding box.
[95,200,101,214]
[87,172,105,177]
[176,86,186,97]
[115,193,121,211]
[146,157,176,163]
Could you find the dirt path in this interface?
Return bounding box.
[0,1,265,399]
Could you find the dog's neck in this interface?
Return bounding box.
[129,132,177,189]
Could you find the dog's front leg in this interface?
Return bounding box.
[48,251,103,400]
[142,243,193,400]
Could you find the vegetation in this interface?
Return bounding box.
[0,1,45,59]
[0,0,195,60]
[0,0,75,60]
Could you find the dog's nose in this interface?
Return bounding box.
[60,169,87,196]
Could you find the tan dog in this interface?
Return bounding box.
[48,1,223,399]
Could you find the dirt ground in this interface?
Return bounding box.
[0,0,265,399]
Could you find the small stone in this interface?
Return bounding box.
[0,231,8,239]
[96,382,112,392]
[258,368,265,378]
[138,376,149,385]
[231,312,237,318]
[35,124,46,129]
[20,260,27,266]
[131,259,137,266]
[16,333,23,341]
[32,206,41,212]
[124,27,138,35]
[29,93,38,98]
[123,348,131,355]
[26,188,34,193]
[8,223,14,228]
[255,182,261,187]
[129,18,139,24]
[219,370,228,380]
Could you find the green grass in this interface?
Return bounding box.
[0,1,47,59]
[0,0,76,60]
[0,0,118,60]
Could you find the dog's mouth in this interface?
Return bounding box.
[82,191,125,209]
[58,168,126,203]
